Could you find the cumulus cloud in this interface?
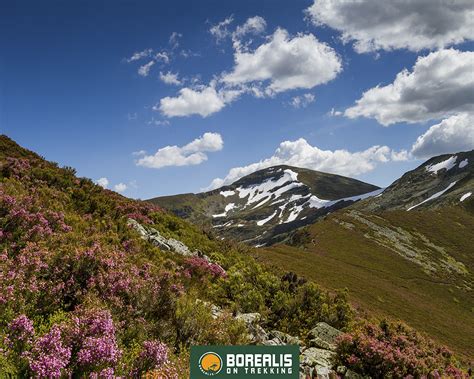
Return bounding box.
[157,84,242,118]
[126,48,153,62]
[222,28,341,94]
[345,49,474,125]
[206,138,405,190]
[154,52,170,63]
[411,113,474,158]
[136,132,223,169]
[138,61,155,77]
[159,71,181,85]
[209,16,234,43]
[96,177,109,188]
[290,93,315,108]
[114,183,127,193]
[306,0,474,53]
[234,16,266,39]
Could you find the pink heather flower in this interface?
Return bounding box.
[8,314,35,343]
[184,257,226,278]
[135,340,168,372]
[29,326,71,378]
[77,336,120,366]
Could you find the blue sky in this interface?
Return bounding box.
[1,0,473,198]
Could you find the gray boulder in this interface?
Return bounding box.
[269,330,302,346]
[308,322,343,351]
[301,348,335,368]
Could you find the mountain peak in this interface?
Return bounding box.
[149,165,381,246]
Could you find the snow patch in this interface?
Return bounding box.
[460,192,472,202]
[285,205,305,223]
[426,156,457,174]
[236,169,303,207]
[220,190,235,197]
[257,210,278,226]
[212,203,236,218]
[407,181,458,211]
[459,158,468,169]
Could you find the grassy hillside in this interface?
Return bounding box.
[255,206,474,359]
[0,135,468,377]
[0,136,352,377]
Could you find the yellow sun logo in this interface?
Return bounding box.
[198,352,223,376]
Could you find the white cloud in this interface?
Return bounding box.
[96,177,109,188]
[209,16,234,43]
[136,132,223,169]
[126,48,153,62]
[411,113,474,158]
[157,85,240,118]
[290,93,315,108]
[159,71,181,85]
[206,138,405,190]
[114,183,127,193]
[147,118,170,127]
[234,16,266,38]
[169,32,182,50]
[306,0,474,53]
[328,107,342,117]
[222,28,342,94]
[138,61,155,77]
[154,52,170,63]
[132,150,147,156]
[345,49,474,125]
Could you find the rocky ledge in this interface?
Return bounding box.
[215,307,368,379]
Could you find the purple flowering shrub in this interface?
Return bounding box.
[0,137,468,377]
[183,256,227,279]
[28,326,71,378]
[334,320,465,377]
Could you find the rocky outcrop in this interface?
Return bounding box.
[232,312,365,379]
[127,218,194,256]
[127,218,221,264]
[308,322,343,351]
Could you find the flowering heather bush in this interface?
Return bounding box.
[133,340,169,373]
[334,320,465,377]
[184,256,227,279]
[0,136,467,376]
[69,309,121,371]
[7,314,34,344]
[28,326,71,378]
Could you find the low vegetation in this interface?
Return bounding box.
[0,136,468,377]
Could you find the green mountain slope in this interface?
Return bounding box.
[256,197,474,359]
[0,135,469,377]
[149,165,381,246]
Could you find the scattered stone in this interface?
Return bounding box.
[301,348,335,368]
[128,218,206,259]
[235,312,261,325]
[269,330,302,346]
[308,322,343,351]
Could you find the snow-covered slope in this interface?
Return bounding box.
[355,150,474,213]
[148,165,380,246]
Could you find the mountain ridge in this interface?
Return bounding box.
[148,165,381,246]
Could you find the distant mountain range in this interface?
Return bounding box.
[148,151,473,246]
[148,165,381,246]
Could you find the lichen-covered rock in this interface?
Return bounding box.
[308,322,342,351]
[235,312,261,325]
[269,330,302,346]
[301,348,335,368]
[128,218,197,257]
